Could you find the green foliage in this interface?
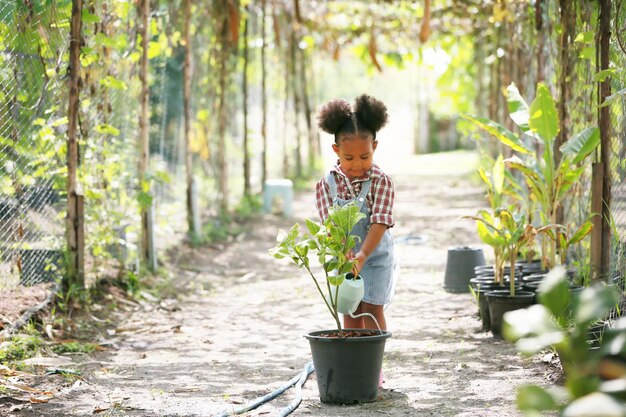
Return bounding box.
[270,202,365,335]
[234,194,262,220]
[463,82,600,270]
[0,334,44,364]
[466,208,543,293]
[504,267,626,416]
[121,270,140,295]
[51,341,97,355]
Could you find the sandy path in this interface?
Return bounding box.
[13,152,556,417]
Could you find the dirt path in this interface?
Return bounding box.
[10,152,556,417]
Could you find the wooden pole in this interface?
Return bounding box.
[242,6,250,197]
[138,0,153,268]
[66,0,84,290]
[557,0,575,164]
[261,0,268,189]
[290,17,302,178]
[535,0,545,83]
[182,0,196,237]
[217,6,229,214]
[599,0,612,281]
[591,162,604,281]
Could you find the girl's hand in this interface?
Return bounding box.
[353,251,367,274]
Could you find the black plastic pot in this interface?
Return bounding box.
[443,247,485,293]
[474,265,494,274]
[471,281,520,330]
[304,329,391,404]
[485,290,535,336]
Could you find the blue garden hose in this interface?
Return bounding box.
[214,362,314,417]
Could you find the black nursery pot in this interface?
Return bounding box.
[443,247,486,293]
[485,290,535,337]
[304,329,391,404]
[472,281,521,330]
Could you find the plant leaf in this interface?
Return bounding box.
[461,114,532,154]
[537,266,571,323]
[503,304,565,354]
[567,221,593,246]
[506,83,531,133]
[528,83,559,144]
[559,127,600,165]
[305,218,321,236]
[575,285,620,327]
[562,392,626,417]
[516,385,558,412]
[492,155,505,196]
[328,274,345,286]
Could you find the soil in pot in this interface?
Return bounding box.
[485,289,535,337]
[304,329,391,404]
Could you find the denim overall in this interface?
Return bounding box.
[327,173,395,305]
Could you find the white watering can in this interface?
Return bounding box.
[334,273,364,314]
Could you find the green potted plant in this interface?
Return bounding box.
[468,208,541,335]
[269,202,391,404]
[463,82,600,271]
[503,267,625,416]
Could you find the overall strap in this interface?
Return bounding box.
[326,173,338,203]
[356,179,372,210]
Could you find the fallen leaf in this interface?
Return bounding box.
[173,386,201,393]
[93,405,110,413]
[29,395,51,404]
[22,356,73,367]
[4,382,52,395]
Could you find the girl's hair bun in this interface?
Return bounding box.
[316,99,352,134]
[354,94,388,132]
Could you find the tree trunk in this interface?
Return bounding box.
[290,20,303,178]
[183,0,196,237]
[217,10,229,214]
[66,0,84,290]
[299,46,315,175]
[557,0,575,164]
[242,6,250,197]
[261,0,268,189]
[307,53,321,164]
[535,0,545,83]
[283,13,291,177]
[138,0,153,268]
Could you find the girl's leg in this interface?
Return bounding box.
[343,303,364,329]
[361,302,387,330]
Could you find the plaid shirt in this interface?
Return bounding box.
[315,161,395,227]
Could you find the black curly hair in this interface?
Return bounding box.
[316,94,389,143]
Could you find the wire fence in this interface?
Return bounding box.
[0,1,190,329]
[0,2,68,293]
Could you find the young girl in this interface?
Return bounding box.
[315,94,395,338]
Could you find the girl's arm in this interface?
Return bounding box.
[353,223,387,272]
